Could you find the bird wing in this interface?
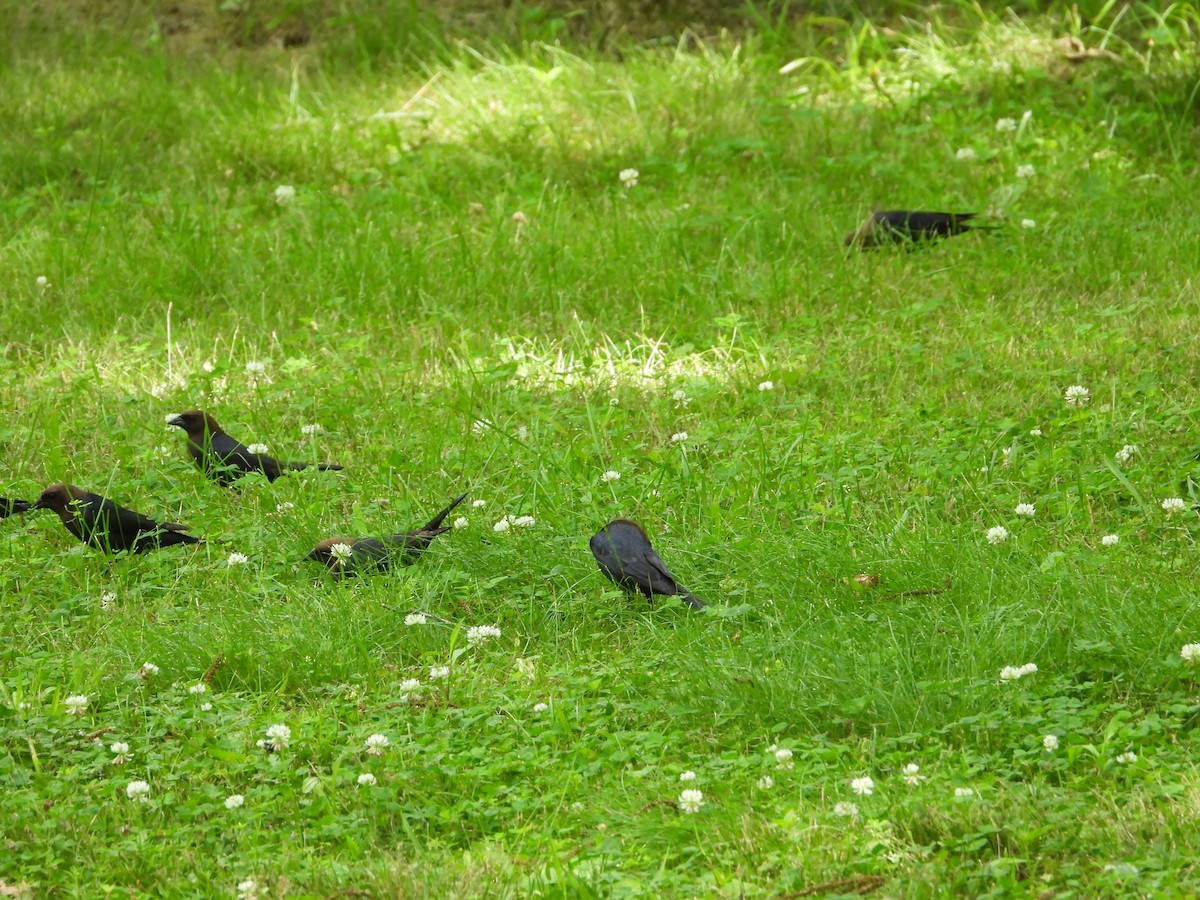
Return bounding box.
[640,548,681,595]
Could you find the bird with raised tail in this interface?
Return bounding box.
[307,493,468,578]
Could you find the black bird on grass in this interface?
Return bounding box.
[845,210,991,249]
[32,483,203,554]
[0,497,32,518]
[589,519,705,610]
[167,410,343,486]
[307,492,469,578]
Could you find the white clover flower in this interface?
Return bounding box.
[471,419,492,436]
[188,683,208,695]
[1115,444,1138,463]
[903,763,924,786]
[1115,752,1137,764]
[1029,428,1043,437]
[956,147,977,161]
[429,665,450,680]
[472,499,486,508]
[365,733,389,756]
[1064,384,1089,406]
[329,543,353,566]
[756,775,774,790]
[1180,643,1200,664]
[986,525,1009,545]
[246,443,269,455]
[140,662,159,678]
[276,502,294,514]
[274,184,296,204]
[36,275,49,287]
[671,431,689,444]
[100,591,116,610]
[515,658,535,680]
[110,742,131,765]
[200,702,212,712]
[679,771,697,782]
[1162,497,1187,515]
[399,678,421,695]
[1101,534,1120,547]
[493,517,511,533]
[404,612,428,626]
[357,773,377,787]
[532,702,549,712]
[758,380,775,392]
[954,787,975,799]
[600,470,621,483]
[467,624,501,646]
[678,788,704,814]
[64,694,89,716]
[265,724,291,749]
[513,515,536,528]
[1015,503,1035,517]
[300,423,322,436]
[1021,218,1036,229]
[1016,164,1035,178]
[995,117,1018,133]
[511,211,528,225]
[126,780,151,802]
[227,552,249,567]
[833,801,858,818]
[1043,734,1059,751]
[237,880,258,899]
[452,517,468,529]
[619,168,639,188]
[672,389,689,407]
[774,747,794,770]
[244,360,266,375]
[850,776,874,796]
[225,794,245,809]
[1000,662,1038,682]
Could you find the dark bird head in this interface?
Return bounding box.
[306,537,358,565]
[844,213,879,248]
[597,518,653,545]
[32,482,86,514]
[167,410,223,441]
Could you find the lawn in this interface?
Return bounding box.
[4,2,1200,896]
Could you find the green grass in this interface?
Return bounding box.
[5,3,1200,896]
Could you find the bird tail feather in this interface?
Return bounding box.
[422,492,469,532]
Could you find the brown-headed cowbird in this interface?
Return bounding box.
[307,492,468,577]
[167,410,342,486]
[589,519,704,610]
[32,483,203,554]
[845,210,991,249]
[0,497,32,518]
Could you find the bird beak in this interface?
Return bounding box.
[166,414,185,429]
[31,497,50,511]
